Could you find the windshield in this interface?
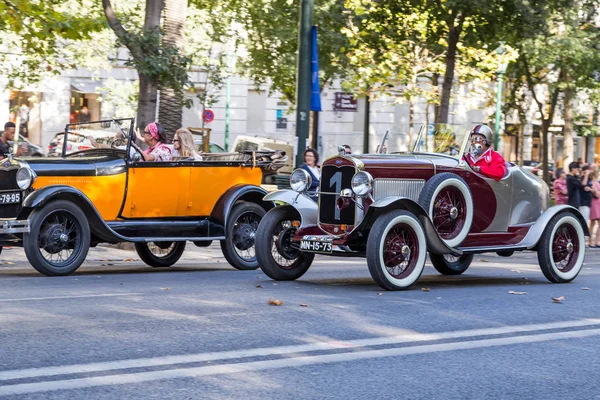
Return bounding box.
[377,125,469,159]
[61,119,134,156]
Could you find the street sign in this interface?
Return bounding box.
[333,93,357,112]
[203,110,215,124]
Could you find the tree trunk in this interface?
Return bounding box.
[102,0,163,130]
[159,0,188,141]
[436,14,464,125]
[138,73,160,132]
[563,74,574,169]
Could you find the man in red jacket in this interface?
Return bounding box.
[465,124,506,181]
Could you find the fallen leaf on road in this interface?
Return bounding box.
[509,291,528,295]
[300,304,309,307]
[377,293,383,296]
[5,261,14,265]
[161,287,170,291]
[123,258,135,262]
[272,283,279,286]
[479,259,489,262]
[582,287,590,290]
[268,298,283,306]
[255,284,263,288]
[552,296,565,303]
[421,287,431,292]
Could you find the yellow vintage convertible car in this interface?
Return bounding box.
[0,118,285,276]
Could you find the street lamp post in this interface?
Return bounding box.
[224,53,238,152]
[494,43,508,151]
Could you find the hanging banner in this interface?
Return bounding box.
[310,26,322,112]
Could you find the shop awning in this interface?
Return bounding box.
[70,80,102,94]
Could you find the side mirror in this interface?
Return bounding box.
[131,152,142,163]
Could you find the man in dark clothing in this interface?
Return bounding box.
[566,161,591,221]
[0,122,26,160]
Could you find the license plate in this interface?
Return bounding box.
[0,192,20,205]
[299,236,333,254]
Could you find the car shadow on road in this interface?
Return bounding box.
[300,273,550,291]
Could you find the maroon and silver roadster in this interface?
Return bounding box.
[255,127,588,290]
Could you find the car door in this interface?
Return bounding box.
[122,161,190,218]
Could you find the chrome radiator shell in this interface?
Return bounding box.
[372,179,425,202]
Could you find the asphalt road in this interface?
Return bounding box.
[1,244,600,399]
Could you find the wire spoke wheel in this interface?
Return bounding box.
[147,242,177,259]
[383,223,419,279]
[37,210,82,267]
[232,211,261,262]
[432,187,466,240]
[271,221,301,269]
[551,224,579,273]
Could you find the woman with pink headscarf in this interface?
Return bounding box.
[135,122,172,161]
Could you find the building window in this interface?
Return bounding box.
[70,82,101,124]
[247,90,266,132]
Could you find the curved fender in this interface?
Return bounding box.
[23,185,89,208]
[211,184,273,229]
[521,205,590,249]
[20,185,126,243]
[349,196,461,256]
[263,189,318,228]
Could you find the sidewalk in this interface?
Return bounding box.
[0,242,224,266]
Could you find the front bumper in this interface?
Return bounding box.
[0,219,30,234]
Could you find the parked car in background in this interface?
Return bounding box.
[0,131,44,157]
[522,160,554,181]
[255,126,588,291]
[233,135,295,185]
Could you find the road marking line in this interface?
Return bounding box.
[1,327,599,396]
[0,319,599,382]
[0,293,142,302]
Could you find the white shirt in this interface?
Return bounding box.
[307,165,320,180]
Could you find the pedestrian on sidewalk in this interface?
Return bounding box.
[553,168,568,205]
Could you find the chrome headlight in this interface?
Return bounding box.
[16,167,35,190]
[351,171,373,197]
[290,168,312,192]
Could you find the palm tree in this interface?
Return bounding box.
[159,0,188,141]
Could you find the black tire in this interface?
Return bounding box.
[135,241,186,268]
[0,246,2,255]
[23,200,90,276]
[367,210,427,290]
[429,253,473,275]
[418,173,473,248]
[255,206,315,280]
[193,241,213,247]
[496,251,514,257]
[220,202,266,270]
[537,212,585,283]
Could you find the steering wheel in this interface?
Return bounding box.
[130,142,144,160]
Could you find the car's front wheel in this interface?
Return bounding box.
[134,242,186,268]
[537,212,585,283]
[255,206,315,281]
[367,210,427,290]
[220,202,266,270]
[23,200,90,276]
[429,253,473,275]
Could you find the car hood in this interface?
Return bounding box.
[353,153,459,170]
[20,154,126,177]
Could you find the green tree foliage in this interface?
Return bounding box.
[0,0,105,86]
[211,0,350,103]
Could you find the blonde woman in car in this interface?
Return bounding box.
[173,128,202,160]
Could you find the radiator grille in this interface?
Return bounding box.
[373,179,425,202]
[318,165,356,225]
[0,169,17,191]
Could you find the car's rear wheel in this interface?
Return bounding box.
[220,202,266,270]
[429,253,473,275]
[367,210,427,290]
[418,173,473,248]
[23,200,90,276]
[537,212,585,283]
[135,241,186,268]
[255,206,315,280]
